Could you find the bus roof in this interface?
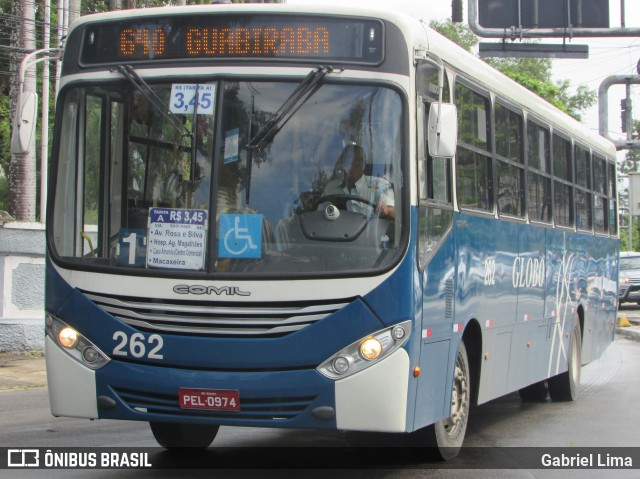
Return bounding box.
[67,3,616,158]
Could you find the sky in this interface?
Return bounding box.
[287,0,640,143]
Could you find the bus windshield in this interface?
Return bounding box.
[50,77,405,276]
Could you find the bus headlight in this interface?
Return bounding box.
[58,327,79,349]
[46,314,110,370]
[317,320,411,380]
[359,337,382,360]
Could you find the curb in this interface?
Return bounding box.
[615,327,640,342]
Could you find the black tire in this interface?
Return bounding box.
[150,422,219,449]
[518,380,549,402]
[408,342,470,461]
[548,314,581,401]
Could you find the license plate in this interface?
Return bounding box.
[179,388,240,411]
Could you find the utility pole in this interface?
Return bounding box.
[54,0,68,102]
[41,0,52,223]
[9,0,37,222]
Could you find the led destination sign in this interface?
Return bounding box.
[80,15,384,65]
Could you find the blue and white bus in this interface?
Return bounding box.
[44,4,618,459]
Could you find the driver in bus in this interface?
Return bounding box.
[321,143,395,219]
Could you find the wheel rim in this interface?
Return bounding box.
[443,353,469,437]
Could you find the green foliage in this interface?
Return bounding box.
[429,20,478,52]
[496,70,570,114]
[486,56,553,83]
[620,217,639,251]
[620,120,640,174]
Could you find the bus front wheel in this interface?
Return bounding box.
[409,341,470,460]
[149,422,219,449]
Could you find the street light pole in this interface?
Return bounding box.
[630,179,634,250]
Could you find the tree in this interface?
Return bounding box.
[620,120,640,174]
[619,217,638,251]
[0,0,15,212]
[1,0,287,217]
[619,120,640,252]
[429,20,596,121]
[430,20,478,52]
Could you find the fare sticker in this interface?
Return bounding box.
[146,208,208,270]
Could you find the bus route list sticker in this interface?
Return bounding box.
[147,207,208,270]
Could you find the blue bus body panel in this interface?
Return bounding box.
[47,266,391,371]
[413,210,617,424]
[46,201,618,431]
[46,241,419,429]
[96,360,337,429]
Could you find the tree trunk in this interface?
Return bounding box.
[69,0,81,27]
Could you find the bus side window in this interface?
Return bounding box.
[526,120,552,223]
[574,145,593,232]
[416,61,450,102]
[454,82,492,212]
[593,154,609,234]
[607,161,617,236]
[552,133,573,228]
[495,101,524,218]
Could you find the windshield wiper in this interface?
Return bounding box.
[247,66,334,150]
[117,64,192,139]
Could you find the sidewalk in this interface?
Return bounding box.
[0,351,46,392]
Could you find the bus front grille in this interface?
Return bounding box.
[83,291,349,337]
[114,387,315,421]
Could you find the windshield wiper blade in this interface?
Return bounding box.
[117,64,192,139]
[247,65,334,149]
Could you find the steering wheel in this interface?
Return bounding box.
[313,193,376,211]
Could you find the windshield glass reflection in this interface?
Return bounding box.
[51,79,405,276]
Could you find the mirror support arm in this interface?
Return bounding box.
[10,47,61,155]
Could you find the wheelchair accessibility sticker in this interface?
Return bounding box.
[218,214,262,259]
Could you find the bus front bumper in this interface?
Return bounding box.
[46,338,410,433]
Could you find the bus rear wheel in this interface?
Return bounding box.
[548,314,582,401]
[409,342,470,461]
[519,380,549,402]
[149,422,219,449]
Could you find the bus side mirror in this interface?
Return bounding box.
[10,91,39,155]
[428,102,457,158]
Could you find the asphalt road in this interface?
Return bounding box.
[0,334,639,478]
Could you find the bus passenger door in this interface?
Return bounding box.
[414,60,457,428]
